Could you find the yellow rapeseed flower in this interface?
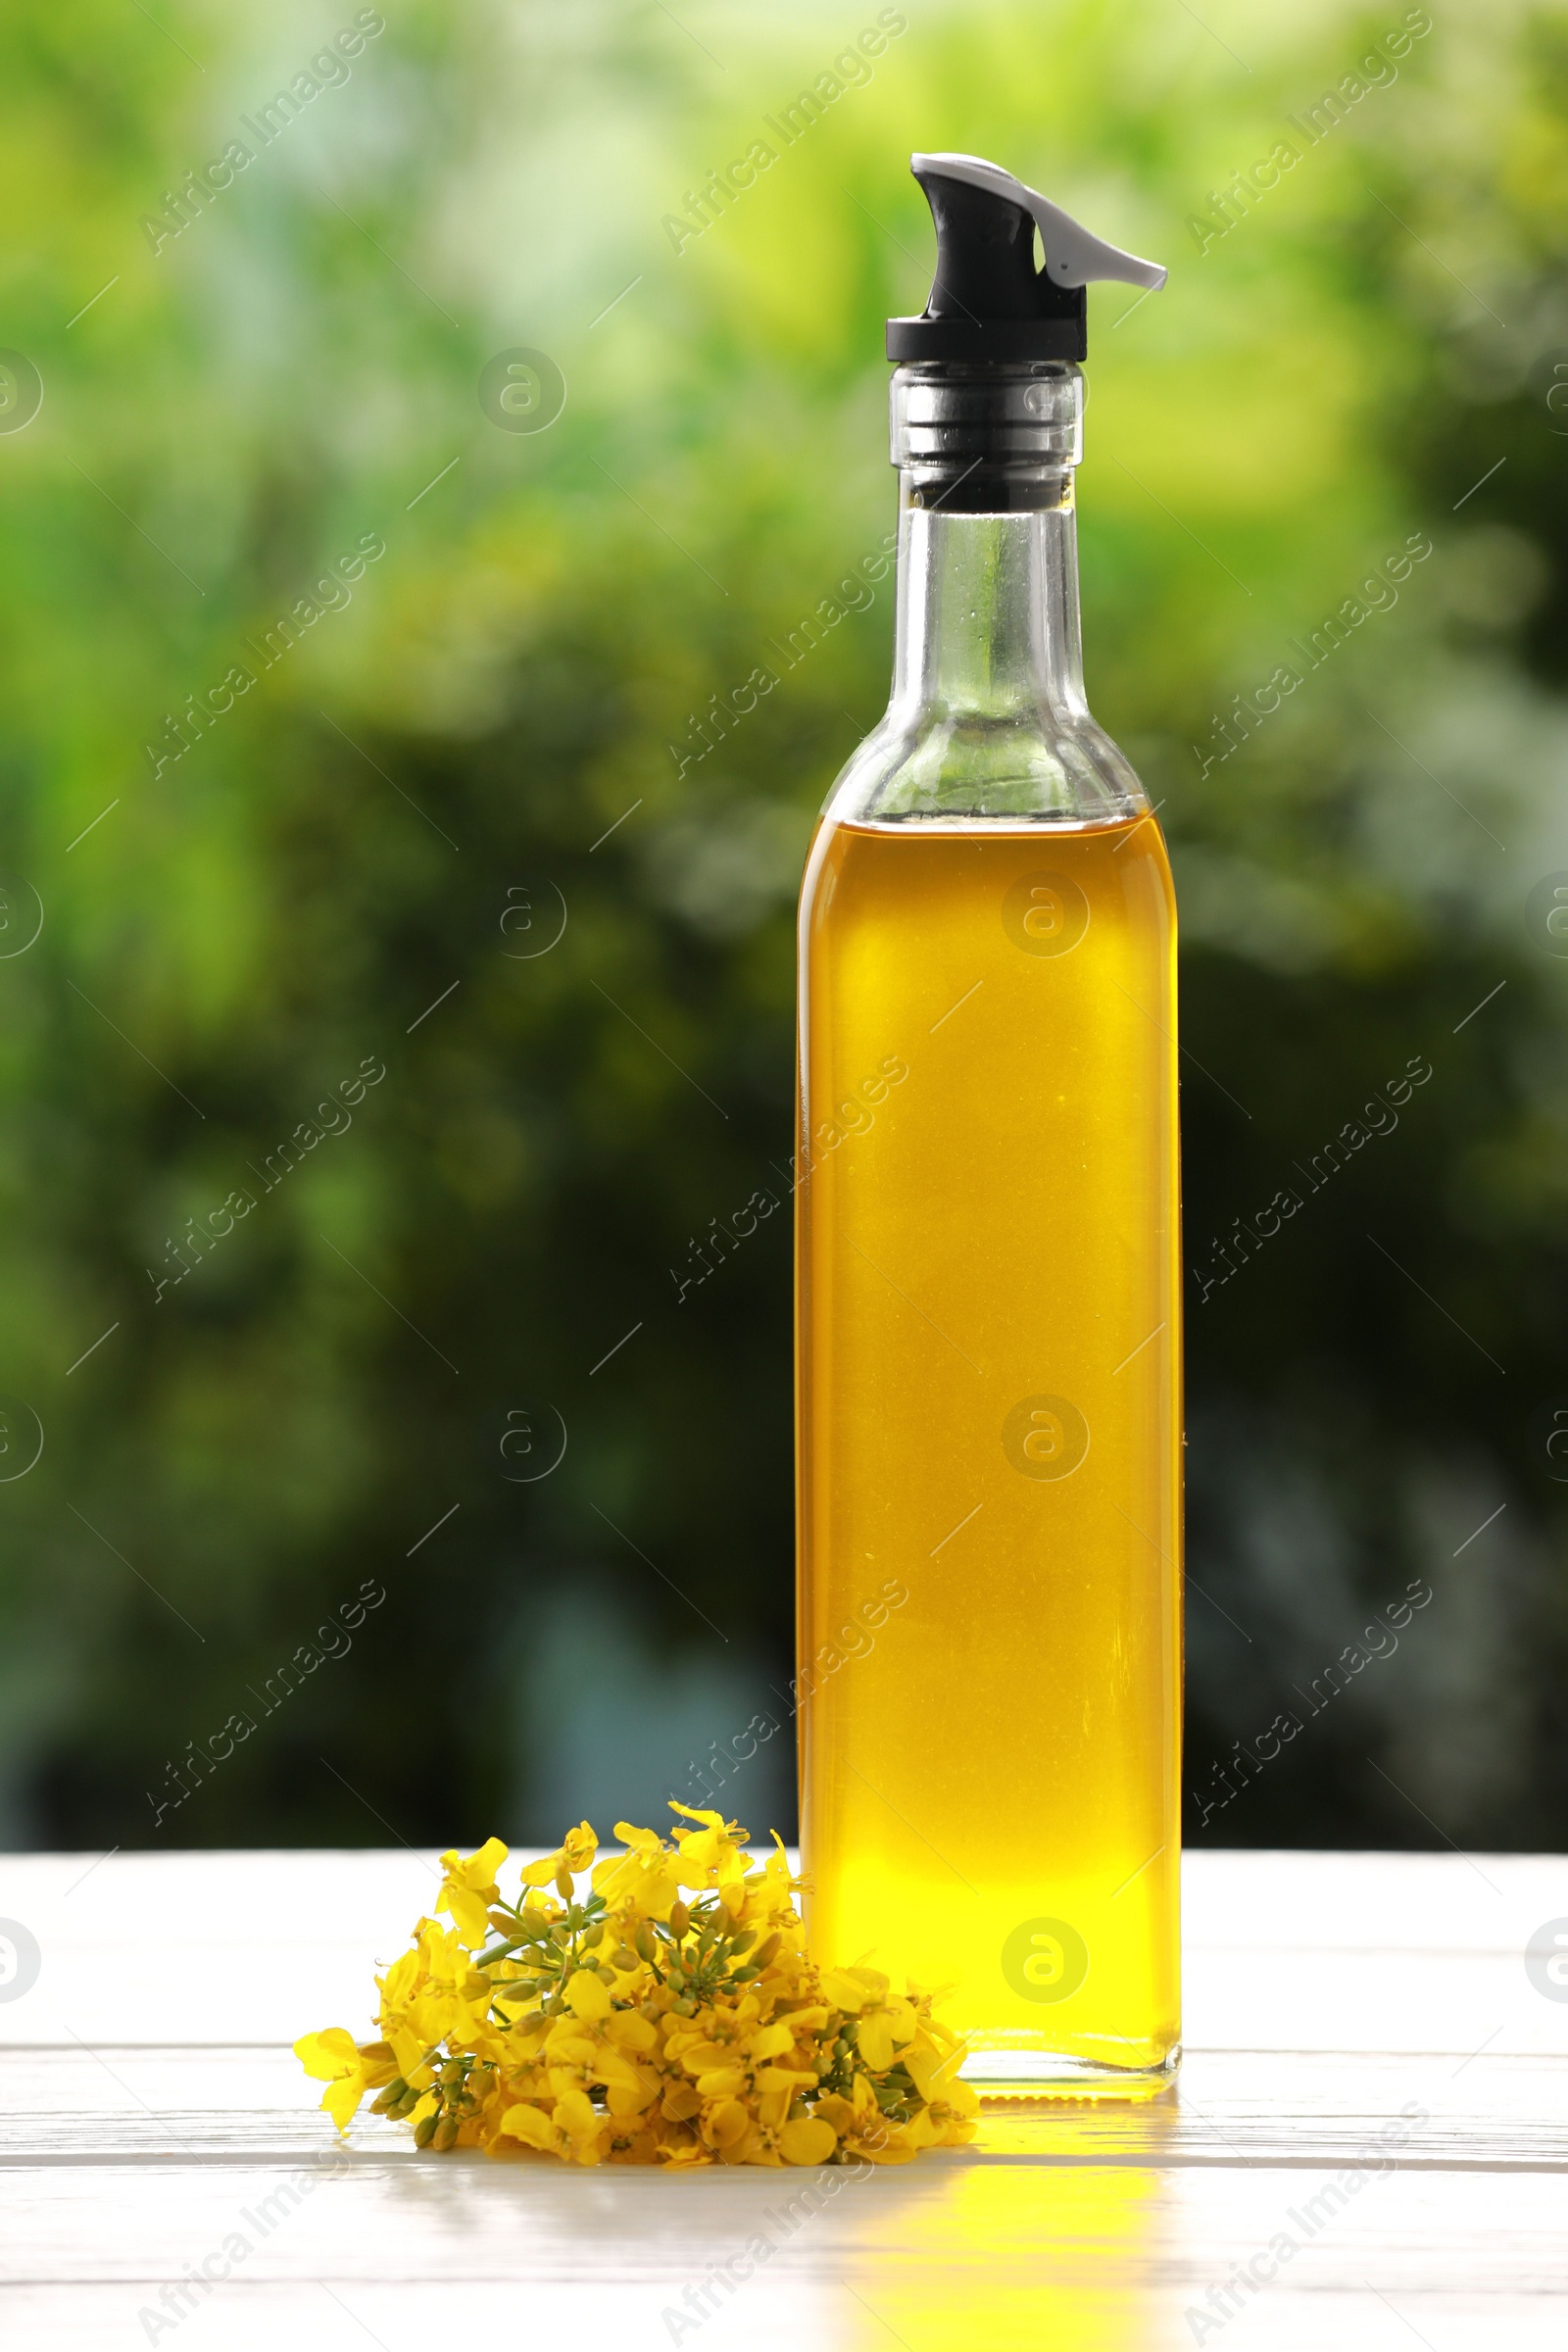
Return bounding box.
[294,2027,398,2131]
[298,1804,978,2169]
[437,1836,509,1945]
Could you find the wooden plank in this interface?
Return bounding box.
[2,2047,1567,2171]
[0,1847,443,2048]
[5,1847,1567,2050]
[1,2160,1566,2348]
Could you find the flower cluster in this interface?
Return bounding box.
[297,1805,977,2167]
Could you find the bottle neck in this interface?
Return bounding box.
[829,359,1141,824]
[891,487,1088,722]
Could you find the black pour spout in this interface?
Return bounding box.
[887,152,1166,367]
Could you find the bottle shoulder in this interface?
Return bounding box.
[821,699,1148,829]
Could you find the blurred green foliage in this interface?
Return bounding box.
[1,0,1566,1852]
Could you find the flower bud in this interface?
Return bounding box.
[669,1899,690,1936]
[413,2111,439,2147]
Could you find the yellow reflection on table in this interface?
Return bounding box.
[833,2110,1180,2352]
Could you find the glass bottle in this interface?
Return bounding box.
[796,351,1182,2095]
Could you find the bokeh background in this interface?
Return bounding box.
[2,0,1566,1856]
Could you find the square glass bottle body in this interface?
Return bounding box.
[797,814,1180,2092]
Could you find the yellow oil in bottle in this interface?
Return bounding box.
[796,814,1181,2090]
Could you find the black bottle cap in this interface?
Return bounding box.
[886,152,1166,367]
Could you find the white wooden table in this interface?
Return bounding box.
[3,1848,1566,2347]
